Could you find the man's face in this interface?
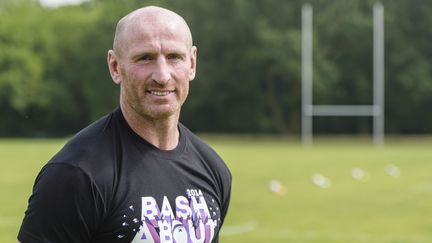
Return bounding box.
[113,16,197,121]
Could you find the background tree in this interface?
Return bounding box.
[1,0,431,136]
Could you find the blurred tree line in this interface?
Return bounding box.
[1,0,431,137]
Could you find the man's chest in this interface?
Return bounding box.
[94,159,222,243]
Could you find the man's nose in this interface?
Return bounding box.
[151,57,171,85]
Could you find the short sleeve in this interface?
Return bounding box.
[18,163,105,243]
[219,169,232,227]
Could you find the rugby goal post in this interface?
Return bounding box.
[301,2,385,146]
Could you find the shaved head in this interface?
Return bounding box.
[107,5,197,129]
[113,6,193,57]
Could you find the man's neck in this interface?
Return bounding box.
[120,104,180,151]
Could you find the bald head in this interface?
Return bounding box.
[113,6,193,57]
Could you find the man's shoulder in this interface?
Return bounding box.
[48,109,120,170]
[180,124,215,154]
[180,124,231,175]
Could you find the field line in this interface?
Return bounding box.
[220,221,257,236]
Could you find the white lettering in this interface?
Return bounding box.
[186,189,204,197]
[172,220,188,243]
[161,196,174,222]
[175,196,191,220]
[204,220,217,243]
[134,194,216,243]
[190,196,210,221]
[158,220,173,243]
[187,219,205,243]
[131,223,157,243]
[142,197,159,221]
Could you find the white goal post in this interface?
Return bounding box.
[301,2,385,145]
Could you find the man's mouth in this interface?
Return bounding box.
[149,90,174,96]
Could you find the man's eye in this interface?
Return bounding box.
[167,54,183,61]
[138,55,154,61]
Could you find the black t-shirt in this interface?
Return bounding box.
[18,108,232,243]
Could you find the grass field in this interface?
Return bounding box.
[1,137,432,243]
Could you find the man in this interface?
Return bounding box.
[18,6,231,243]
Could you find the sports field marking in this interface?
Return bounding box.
[253,229,432,242]
[412,182,432,193]
[220,221,257,236]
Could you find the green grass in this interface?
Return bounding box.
[1,137,432,243]
[0,139,65,242]
[213,137,432,243]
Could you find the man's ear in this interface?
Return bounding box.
[108,50,121,85]
[189,46,197,81]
